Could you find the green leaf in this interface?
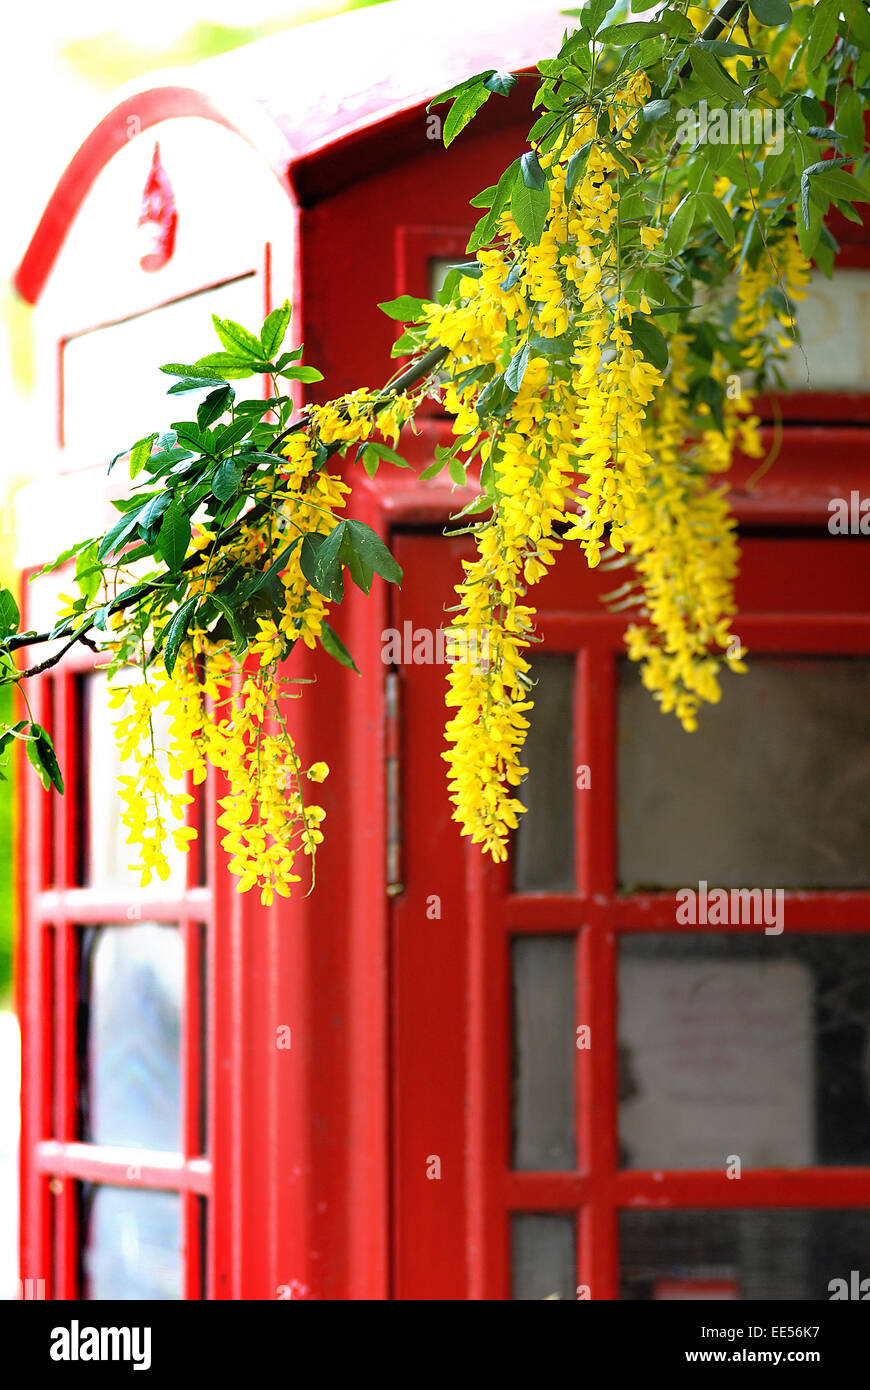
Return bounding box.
[31,540,95,579]
[807,0,838,71]
[172,422,215,456]
[25,723,64,794]
[689,47,745,101]
[163,597,197,677]
[345,519,402,586]
[511,178,550,244]
[195,353,257,380]
[664,192,697,255]
[0,588,19,638]
[273,349,304,372]
[628,316,669,372]
[843,0,870,45]
[428,70,494,108]
[658,9,697,38]
[483,70,517,96]
[443,85,491,146]
[215,419,254,453]
[642,99,671,122]
[576,0,613,32]
[361,440,409,469]
[530,332,575,357]
[97,509,141,560]
[160,362,226,381]
[206,594,247,656]
[75,543,101,604]
[504,342,530,392]
[599,20,664,44]
[467,159,520,252]
[796,194,823,258]
[282,364,324,383]
[813,166,870,205]
[807,126,845,144]
[168,376,229,396]
[337,529,373,594]
[319,621,360,674]
[156,501,191,571]
[447,453,468,487]
[699,193,736,246]
[838,86,866,158]
[197,386,234,429]
[695,39,761,57]
[300,527,346,603]
[749,0,791,23]
[129,433,158,479]
[213,459,241,502]
[212,315,265,362]
[520,150,546,191]
[260,299,292,359]
[378,295,428,322]
[565,144,591,198]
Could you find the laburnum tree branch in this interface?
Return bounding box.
[681,0,747,72]
[6,343,450,679]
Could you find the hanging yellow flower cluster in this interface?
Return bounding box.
[104,382,426,896]
[423,72,809,850]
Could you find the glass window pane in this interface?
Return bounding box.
[619,657,870,890]
[619,933,870,1169]
[429,258,455,299]
[512,936,576,1170]
[83,924,183,1152]
[82,670,189,893]
[513,655,575,893]
[82,1186,182,1300]
[512,1214,576,1300]
[779,268,870,393]
[620,1209,870,1301]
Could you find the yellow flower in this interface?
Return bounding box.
[639,225,665,250]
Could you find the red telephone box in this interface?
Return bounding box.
[12,2,870,1302]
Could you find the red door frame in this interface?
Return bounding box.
[384,218,870,1299]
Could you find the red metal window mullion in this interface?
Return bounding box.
[466,850,511,1299]
[612,1168,870,1208]
[182,1196,204,1301]
[608,894,870,932]
[575,640,619,1300]
[208,761,243,1299]
[17,653,53,1296]
[181,911,203,1299]
[53,671,81,1298]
